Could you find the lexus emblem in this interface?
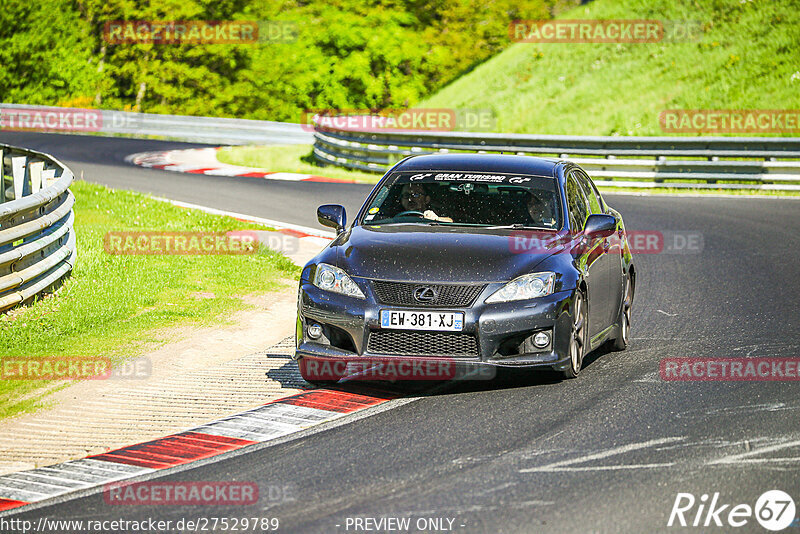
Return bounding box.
[413,286,438,303]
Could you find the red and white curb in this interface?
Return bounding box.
[126,147,353,183]
[0,388,398,513]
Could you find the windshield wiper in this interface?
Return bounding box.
[483,224,555,230]
[427,222,494,227]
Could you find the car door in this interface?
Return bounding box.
[565,172,608,339]
[574,169,621,333]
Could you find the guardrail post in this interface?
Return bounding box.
[42,168,56,187]
[29,161,44,194]
[11,156,26,201]
[0,149,4,204]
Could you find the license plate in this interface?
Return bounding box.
[380,310,464,331]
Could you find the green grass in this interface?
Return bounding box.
[420,0,800,136]
[216,145,381,183]
[0,180,299,419]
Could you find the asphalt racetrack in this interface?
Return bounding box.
[2,131,800,533]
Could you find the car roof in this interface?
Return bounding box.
[393,153,559,177]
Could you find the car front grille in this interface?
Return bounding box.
[367,330,480,359]
[371,281,485,307]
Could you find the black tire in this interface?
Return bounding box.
[562,291,587,379]
[612,273,633,351]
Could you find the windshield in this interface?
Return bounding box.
[360,171,562,229]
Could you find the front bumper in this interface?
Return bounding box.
[295,280,578,372]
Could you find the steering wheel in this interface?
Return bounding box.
[396,210,425,218]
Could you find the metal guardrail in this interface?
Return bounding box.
[0,103,313,145]
[313,123,800,190]
[0,144,76,312]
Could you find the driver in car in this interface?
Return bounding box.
[527,191,557,228]
[400,183,453,222]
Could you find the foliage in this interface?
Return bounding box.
[0,0,100,105]
[0,0,575,119]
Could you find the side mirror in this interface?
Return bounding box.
[317,204,346,234]
[583,213,616,239]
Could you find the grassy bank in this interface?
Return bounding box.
[0,180,299,419]
[216,144,381,183]
[421,0,800,136]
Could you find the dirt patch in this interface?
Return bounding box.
[0,285,305,475]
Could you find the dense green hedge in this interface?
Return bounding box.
[0,0,575,121]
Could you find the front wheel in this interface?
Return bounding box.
[612,273,633,351]
[562,291,587,379]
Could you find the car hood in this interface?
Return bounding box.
[330,224,567,282]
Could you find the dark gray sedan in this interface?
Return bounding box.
[294,154,635,382]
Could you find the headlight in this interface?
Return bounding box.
[485,272,555,303]
[313,263,365,299]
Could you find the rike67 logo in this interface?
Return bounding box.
[668,490,796,531]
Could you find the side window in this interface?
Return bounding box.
[573,170,602,214]
[565,174,589,230]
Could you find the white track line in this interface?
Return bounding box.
[149,196,335,239]
[519,436,686,473]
